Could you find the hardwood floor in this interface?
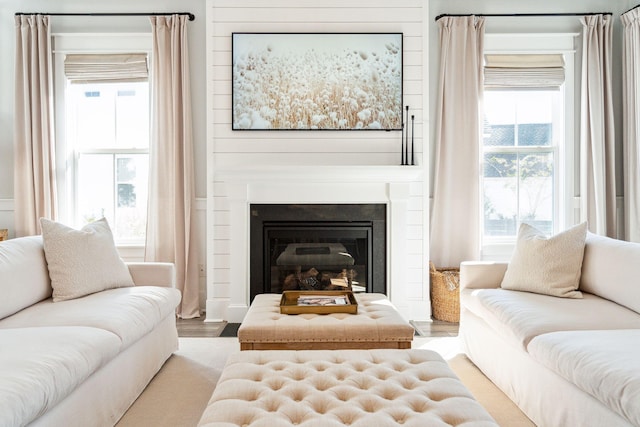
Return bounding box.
[176,317,459,338]
[176,318,227,337]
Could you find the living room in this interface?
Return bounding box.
[1,0,639,426]
[1,0,637,320]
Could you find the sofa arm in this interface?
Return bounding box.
[127,262,176,288]
[460,261,508,290]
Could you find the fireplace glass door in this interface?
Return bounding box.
[265,223,371,294]
[249,203,386,301]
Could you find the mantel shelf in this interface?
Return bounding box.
[215,165,423,184]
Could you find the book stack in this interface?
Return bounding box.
[296,295,350,306]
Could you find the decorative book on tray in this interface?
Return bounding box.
[280,290,358,314]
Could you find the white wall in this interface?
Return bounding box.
[207,0,430,320]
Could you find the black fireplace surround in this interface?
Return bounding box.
[249,204,386,302]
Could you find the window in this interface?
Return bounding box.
[69,83,149,243]
[483,89,560,237]
[53,35,152,245]
[481,34,576,260]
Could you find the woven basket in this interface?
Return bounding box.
[429,262,460,323]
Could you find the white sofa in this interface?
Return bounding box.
[0,235,182,427]
[459,232,640,427]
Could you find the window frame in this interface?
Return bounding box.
[53,33,152,247]
[481,33,578,261]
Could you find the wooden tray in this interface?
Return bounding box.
[280,290,358,315]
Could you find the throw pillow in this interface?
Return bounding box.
[40,217,134,302]
[501,222,587,298]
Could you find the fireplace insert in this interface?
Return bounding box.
[249,204,386,301]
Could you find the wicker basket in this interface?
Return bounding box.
[429,262,460,323]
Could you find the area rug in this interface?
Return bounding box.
[116,336,535,427]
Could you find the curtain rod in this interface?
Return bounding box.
[15,12,195,21]
[623,4,640,14]
[435,12,612,21]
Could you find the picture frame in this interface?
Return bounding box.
[232,32,403,131]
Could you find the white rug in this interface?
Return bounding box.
[116,336,534,427]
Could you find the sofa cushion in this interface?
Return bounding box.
[462,288,640,348]
[0,326,121,427]
[501,222,587,298]
[0,236,51,320]
[0,286,181,348]
[528,329,640,426]
[580,232,640,314]
[40,218,134,302]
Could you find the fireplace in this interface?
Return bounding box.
[207,165,426,323]
[249,204,386,301]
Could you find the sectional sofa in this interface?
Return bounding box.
[0,220,182,427]
[460,226,640,427]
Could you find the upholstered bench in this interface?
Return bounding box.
[238,293,414,350]
[197,349,499,427]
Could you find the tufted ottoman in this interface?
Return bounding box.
[238,293,414,350]
[197,349,499,427]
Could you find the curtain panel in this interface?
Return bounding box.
[430,16,485,268]
[579,14,617,237]
[14,15,57,236]
[622,8,640,243]
[145,15,200,318]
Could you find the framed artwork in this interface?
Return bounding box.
[232,32,403,131]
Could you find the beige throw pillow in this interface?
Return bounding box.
[501,222,587,298]
[40,218,134,302]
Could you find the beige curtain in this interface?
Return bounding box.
[14,15,57,236]
[579,14,617,237]
[430,16,485,267]
[145,15,199,318]
[622,8,640,242]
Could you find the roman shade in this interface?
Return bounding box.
[484,54,565,88]
[64,53,148,84]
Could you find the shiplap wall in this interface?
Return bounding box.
[206,0,429,320]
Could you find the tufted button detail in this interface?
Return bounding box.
[197,349,500,427]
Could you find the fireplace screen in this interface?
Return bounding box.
[266,225,370,293]
[249,204,386,301]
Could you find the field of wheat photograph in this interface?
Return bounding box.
[232,33,403,131]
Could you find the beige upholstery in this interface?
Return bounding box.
[460,232,640,426]
[238,293,414,350]
[197,349,499,427]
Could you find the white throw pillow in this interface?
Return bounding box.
[40,218,134,302]
[501,222,587,298]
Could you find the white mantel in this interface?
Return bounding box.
[206,165,428,323]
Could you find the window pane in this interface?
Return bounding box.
[484,90,557,147]
[484,153,518,236]
[115,154,148,241]
[483,152,554,237]
[77,154,114,224]
[514,91,555,139]
[115,85,149,148]
[519,152,553,234]
[69,82,149,150]
[518,123,552,146]
[484,124,515,147]
[73,88,116,149]
[77,153,148,242]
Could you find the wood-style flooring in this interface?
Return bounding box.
[176,317,459,338]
